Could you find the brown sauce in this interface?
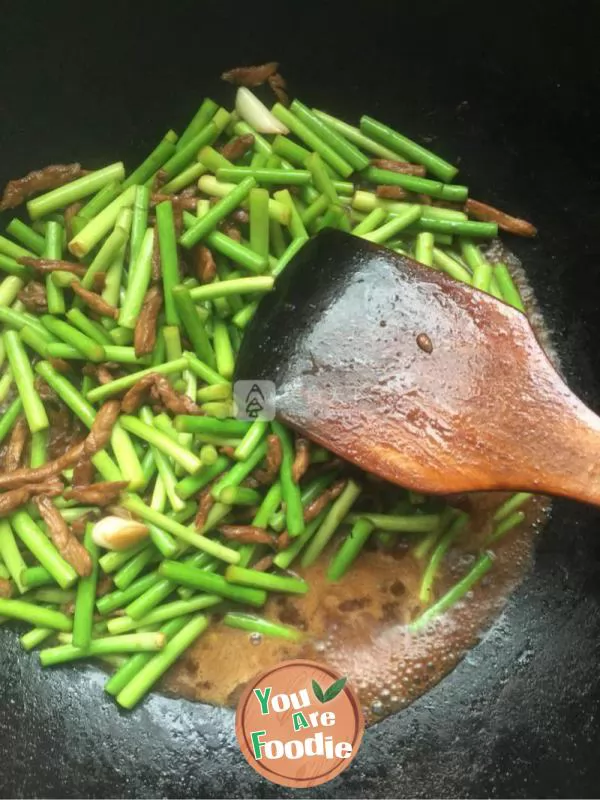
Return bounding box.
[163,245,555,725]
[164,492,550,724]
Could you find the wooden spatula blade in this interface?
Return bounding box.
[235,230,600,506]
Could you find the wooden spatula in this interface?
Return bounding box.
[235,229,600,506]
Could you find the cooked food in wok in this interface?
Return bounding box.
[0,64,548,720]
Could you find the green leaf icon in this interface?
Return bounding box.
[323,676,347,702]
[312,679,325,703]
[312,676,348,703]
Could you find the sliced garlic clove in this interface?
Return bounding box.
[235,87,289,134]
[92,516,149,551]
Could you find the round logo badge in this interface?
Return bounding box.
[235,659,364,788]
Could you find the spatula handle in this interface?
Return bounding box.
[514,392,600,506]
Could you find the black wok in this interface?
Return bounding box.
[1,1,600,797]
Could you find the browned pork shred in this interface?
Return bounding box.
[268,73,289,106]
[4,416,29,472]
[121,373,203,416]
[71,281,119,319]
[65,481,129,506]
[466,198,537,237]
[252,555,275,572]
[0,163,83,210]
[304,478,347,522]
[370,159,427,176]
[194,245,217,284]
[221,62,279,87]
[17,258,107,291]
[291,438,311,482]
[72,458,95,487]
[33,495,92,577]
[82,401,121,456]
[64,202,82,240]
[195,488,215,530]
[0,480,62,517]
[254,434,283,485]
[83,364,117,386]
[376,185,411,200]
[219,525,276,546]
[18,257,87,277]
[134,286,163,357]
[71,515,93,538]
[120,374,158,413]
[220,134,255,162]
[149,376,204,415]
[0,401,120,491]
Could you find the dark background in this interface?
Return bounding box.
[1,1,600,797]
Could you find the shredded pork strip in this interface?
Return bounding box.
[0,400,120,491]
[64,202,82,240]
[221,62,279,87]
[83,364,117,385]
[195,488,215,530]
[120,373,157,413]
[64,481,129,506]
[0,163,83,210]
[121,373,203,416]
[252,555,275,572]
[72,458,95,487]
[268,73,289,106]
[71,281,119,319]
[97,365,117,384]
[220,134,255,162]
[219,525,276,546]
[376,185,411,200]
[82,401,121,456]
[276,531,292,551]
[291,438,311,482]
[304,478,347,522]
[4,416,29,472]
[466,198,538,237]
[33,495,92,577]
[370,158,427,176]
[134,286,163,357]
[18,257,86,277]
[194,245,217,284]
[254,434,282,484]
[71,514,94,539]
[17,258,107,291]
[0,480,63,517]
